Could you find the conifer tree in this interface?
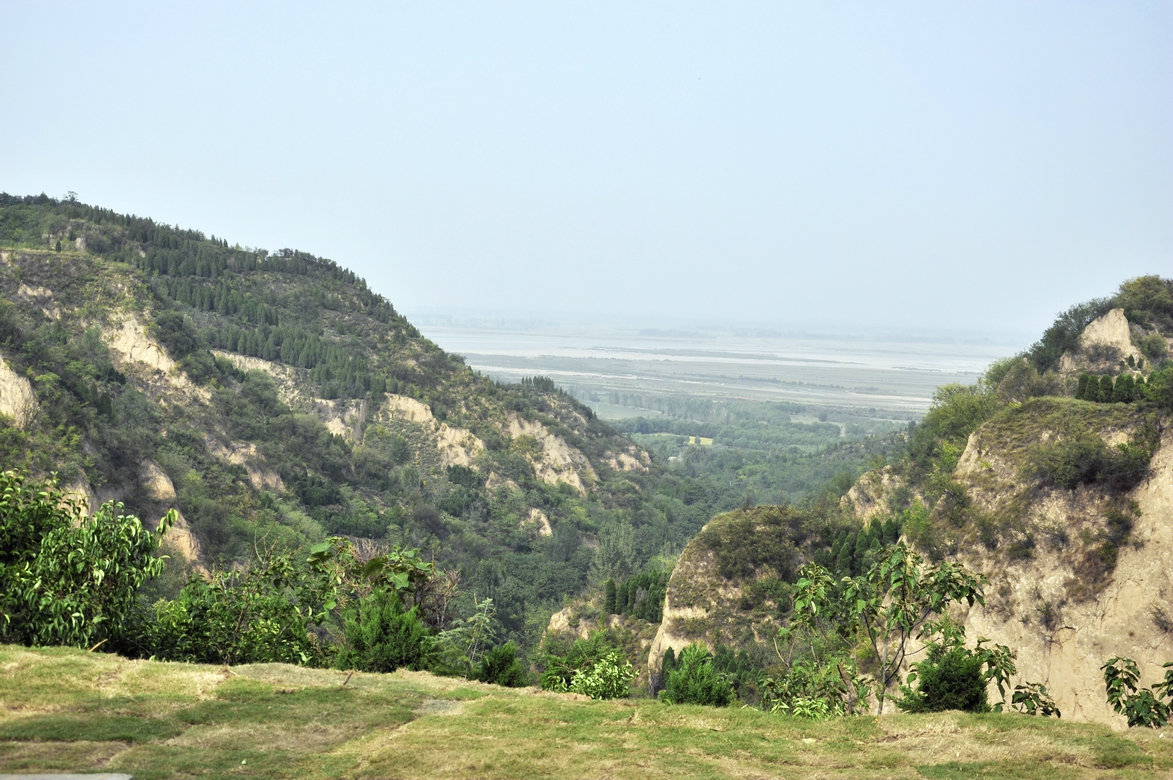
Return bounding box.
[1099,374,1116,402]
[1076,373,1091,400]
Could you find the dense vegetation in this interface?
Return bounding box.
[0,195,721,648]
[619,395,906,509]
[0,194,900,659]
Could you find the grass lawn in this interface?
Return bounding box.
[1,645,1170,779]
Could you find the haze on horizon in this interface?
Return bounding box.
[2,2,1169,343]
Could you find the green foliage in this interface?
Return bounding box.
[1011,682,1061,717]
[141,536,457,668]
[603,578,617,614]
[335,589,431,673]
[0,471,173,649]
[430,596,500,678]
[829,516,898,577]
[661,643,734,707]
[1114,276,1173,331]
[473,641,530,687]
[143,552,327,666]
[700,505,826,584]
[612,568,669,622]
[563,650,636,700]
[991,357,1059,402]
[760,661,850,720]
[1025,431,1154,493]
[1137,333,1168,363]
[785,544,986,715]
[898,643,989,713]
[540,631,635,700]
[1026,298,1113,373]
[906,383,999,484]
[1145,364,1173,409]
[1102,656,1173,728]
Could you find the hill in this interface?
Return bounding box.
[646,278,1173,724]
[0,194,723,640]
[1,643,1168,779]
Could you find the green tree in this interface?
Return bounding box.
[897,643,989,713]
[473,641,529,687]
[662,643,734,706]
[788,544,986,715]
[335,589,431,673]
[1114,373,1136,403]
[604,578,617,614]
[430,596,499,678]
[1075,374,1092,401]
[1099,374,1116,402]
[0,471,173,650]
[1144,366,1173,409]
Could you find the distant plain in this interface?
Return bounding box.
[419,317,1025,423]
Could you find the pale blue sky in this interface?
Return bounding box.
[2,1,1169,342]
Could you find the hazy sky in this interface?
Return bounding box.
[2,2,1170,342]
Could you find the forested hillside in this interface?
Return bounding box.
[0,195,659,640]
[0,194,893,649]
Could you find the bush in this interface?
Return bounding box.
[898,644,989,713]
[1137,333,1168,364]
[335,589,431,673]
[564,650,636,700]
[662,643,734,707]
[145,563,324,666]
[0,471,173,650]
[759,660,858,719]
[540,632,635,700]
[473,641,529,687]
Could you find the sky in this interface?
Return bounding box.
[2,1,1170,343]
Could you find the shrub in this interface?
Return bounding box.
[759,660,858,719]
[1026,433,1110,490]
[898,644,989,713]
[335,589,431,673]
[565,650,636,700]
[662,644,734,707]
[147,561,324,666]
[540,632,635,700]
[1137,333,1168,364]
[0,471,173,650]
[473,641,529,687]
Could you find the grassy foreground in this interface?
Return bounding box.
[1,645,1170,779]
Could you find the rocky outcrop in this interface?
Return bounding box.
[952,423,1173,726]
[843,467,914,521]
[523,507,553,538]
[507,414,597,494]
[1058,308,1143,375]
[0,354,38,427]
[647,507,796,679]
[607,447,650,473]
[105,315,199,394]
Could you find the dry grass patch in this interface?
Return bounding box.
[1,646,1170,780]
